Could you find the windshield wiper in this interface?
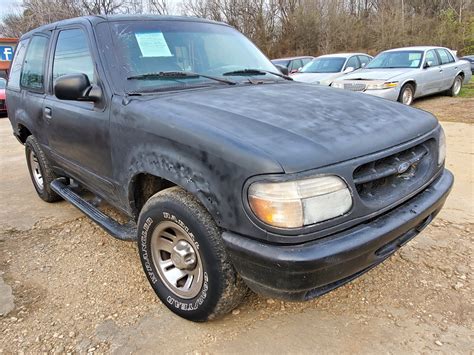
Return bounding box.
[127,71,236,85]
[223,69,293,80]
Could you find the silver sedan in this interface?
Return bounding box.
[331,46,472,105]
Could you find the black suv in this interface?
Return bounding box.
[6,15,453,321]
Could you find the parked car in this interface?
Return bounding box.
[461,55,474,73]
[271,56,313,75]
[0,78,7,116]
[291,53,372,85]
[331,46,472,105]
[7,16,453,322]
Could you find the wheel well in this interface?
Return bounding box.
[403,80,416,91]
[131,173,176,218]
[458,72,465,80]
[17,124,32,144]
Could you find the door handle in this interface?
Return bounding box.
[44,107,52,120]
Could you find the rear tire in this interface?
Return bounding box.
[398,83,415,105]
[447,75,462,97]
[25,136,61,202]
[137,187,248,321]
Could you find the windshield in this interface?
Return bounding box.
[0,79,6,89]
[299,57,346,73]
[105,20,279,92]
[366,51,423,69]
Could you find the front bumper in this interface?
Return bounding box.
[363,87,400,101]
[223,169,453,301]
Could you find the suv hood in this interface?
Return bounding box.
[137,82,438,173]
[341,68,414,81]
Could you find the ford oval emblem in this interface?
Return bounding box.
[397,162,411,174]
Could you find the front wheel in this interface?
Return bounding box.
[447,75,463,97]
[398,83,415,105]
[137,187,248,321]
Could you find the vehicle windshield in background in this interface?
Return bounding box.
[0,79,6,89]
[107,20,279,92]
[299,57,346,73]
[366,51,423,69]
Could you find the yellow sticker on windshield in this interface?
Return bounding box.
[135,32,173,57]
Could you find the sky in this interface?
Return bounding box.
[0,0,22,19]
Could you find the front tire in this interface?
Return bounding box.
[25,136,61,202]
[137,187,248,321]
[447,75,462,97]
[398,83,415,105]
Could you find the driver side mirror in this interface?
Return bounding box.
[423,61,433,69]
[343,66,355,73]
[54,74,102,102]
[274,64,289,76]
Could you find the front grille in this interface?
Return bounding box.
[353,139,437,205]
[344,83,366,91]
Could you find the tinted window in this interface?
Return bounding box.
[358,55,371,67]
[345,56,360,69]
[437,49,454,64]
[53,29,95,84]
[8,38,29,90]
[425,50,440,66]
[20,36,48,91]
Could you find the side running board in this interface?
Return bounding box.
[51,178,137,241]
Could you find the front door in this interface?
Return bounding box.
[44,26,114,196]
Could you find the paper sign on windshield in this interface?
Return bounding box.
[135,32,173,57]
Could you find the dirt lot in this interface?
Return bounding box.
[0,95,473,354]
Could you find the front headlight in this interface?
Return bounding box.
[438,128,446,165]
[248,176,352,229]
[366,81,399,90]
[331,82,344,89]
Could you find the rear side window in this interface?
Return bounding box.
[7,38,29,90]
[345,56,360,69]
[358,55,371,67]
[20,36,49,91]
[436,49,455,65]
[53,29,95,84]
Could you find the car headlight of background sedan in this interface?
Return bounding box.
[331,82,344,89]
[248,176,353,229]
[366,81,399,90]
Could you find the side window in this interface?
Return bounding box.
[425,50,440,66]
[7,38,30,90]
[290,59,303,71]
[437,49,454,65]
[358,55,371,67]
[345,56,360,69]
[53,29,95,84]
[20,36,49,91]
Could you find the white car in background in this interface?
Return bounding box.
[290,53,373,86]
[331,46,472,105]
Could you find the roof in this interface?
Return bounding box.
[272,56,314,61]
[384,46,449,52]
[317,52,371,58]
[21,15,230,38]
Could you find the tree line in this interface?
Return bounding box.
[1,0,473,58]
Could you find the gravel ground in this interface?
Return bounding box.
[0,95,473,354]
